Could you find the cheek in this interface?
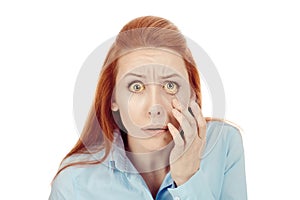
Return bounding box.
[127,94,148,126]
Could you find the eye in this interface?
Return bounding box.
[163,81,179,94]
[128,81,145,93]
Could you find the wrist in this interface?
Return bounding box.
[173,167,200,186]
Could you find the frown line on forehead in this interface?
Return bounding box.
[124,72,183,80]
[116,48,189,82]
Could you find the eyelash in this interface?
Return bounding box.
[127,80,180,94]
[163,81,180,94]
[127,81,144,93]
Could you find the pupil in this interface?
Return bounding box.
[168,83,173,89]
[134,84,140,90]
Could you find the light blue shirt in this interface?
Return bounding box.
[49,121,247,199]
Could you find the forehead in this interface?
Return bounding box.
[116,49,188,81]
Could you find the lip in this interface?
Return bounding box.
[141,124,168,135]
[142,124,168,130]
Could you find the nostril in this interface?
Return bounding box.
[148,105,164,117]
[148,111,161,115]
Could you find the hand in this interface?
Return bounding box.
[167,97,206,186]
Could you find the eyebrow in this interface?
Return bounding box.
[158,74,181,79]
[124,73,146,78]
[124,73,181,79]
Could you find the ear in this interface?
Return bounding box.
[190,89,197,102]
[111,102,119,112]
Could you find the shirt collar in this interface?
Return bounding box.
[108,129,139,173]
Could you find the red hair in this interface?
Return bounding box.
[53,16,229,180]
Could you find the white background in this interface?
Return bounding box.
[1,0,299,199]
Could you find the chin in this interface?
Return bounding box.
[144,135,173,152]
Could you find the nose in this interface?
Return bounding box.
[148,105,163,118]
[146,85,166,120]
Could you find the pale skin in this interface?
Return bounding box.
[112,48,206,198]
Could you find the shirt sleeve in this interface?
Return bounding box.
[48,168,76,200]
[219,127,248,199]
[167,126,247,200]
[167,168,215,200]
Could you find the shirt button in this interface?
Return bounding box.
[174,197,180,200]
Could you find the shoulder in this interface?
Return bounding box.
[50,151,110,199]
[205,120,244,156]
[59,150,106,169]
[201,120,245,174]
[58,150,111,179]
[207,120,243,143]
[49,165,76,199]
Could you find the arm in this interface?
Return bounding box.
[219,127,247,199]
[167,168,215,200]
[166,98,215,199]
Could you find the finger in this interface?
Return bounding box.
[171,108,193,141]
[172,99,197,139]
[172,98,183,112]
[172,99,196,126]
[167,122,185,149]
[189,100,206,139]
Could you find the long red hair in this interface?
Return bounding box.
[53,16,228,180]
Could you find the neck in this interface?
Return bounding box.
[140,166,170,197]
[125,146,171,199]
[125,137,173,199]
[125,140,173,173]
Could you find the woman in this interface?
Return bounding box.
[49,16,247,200]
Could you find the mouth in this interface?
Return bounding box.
[141,125,169,135]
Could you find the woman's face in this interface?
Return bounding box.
[112,48,192,153]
